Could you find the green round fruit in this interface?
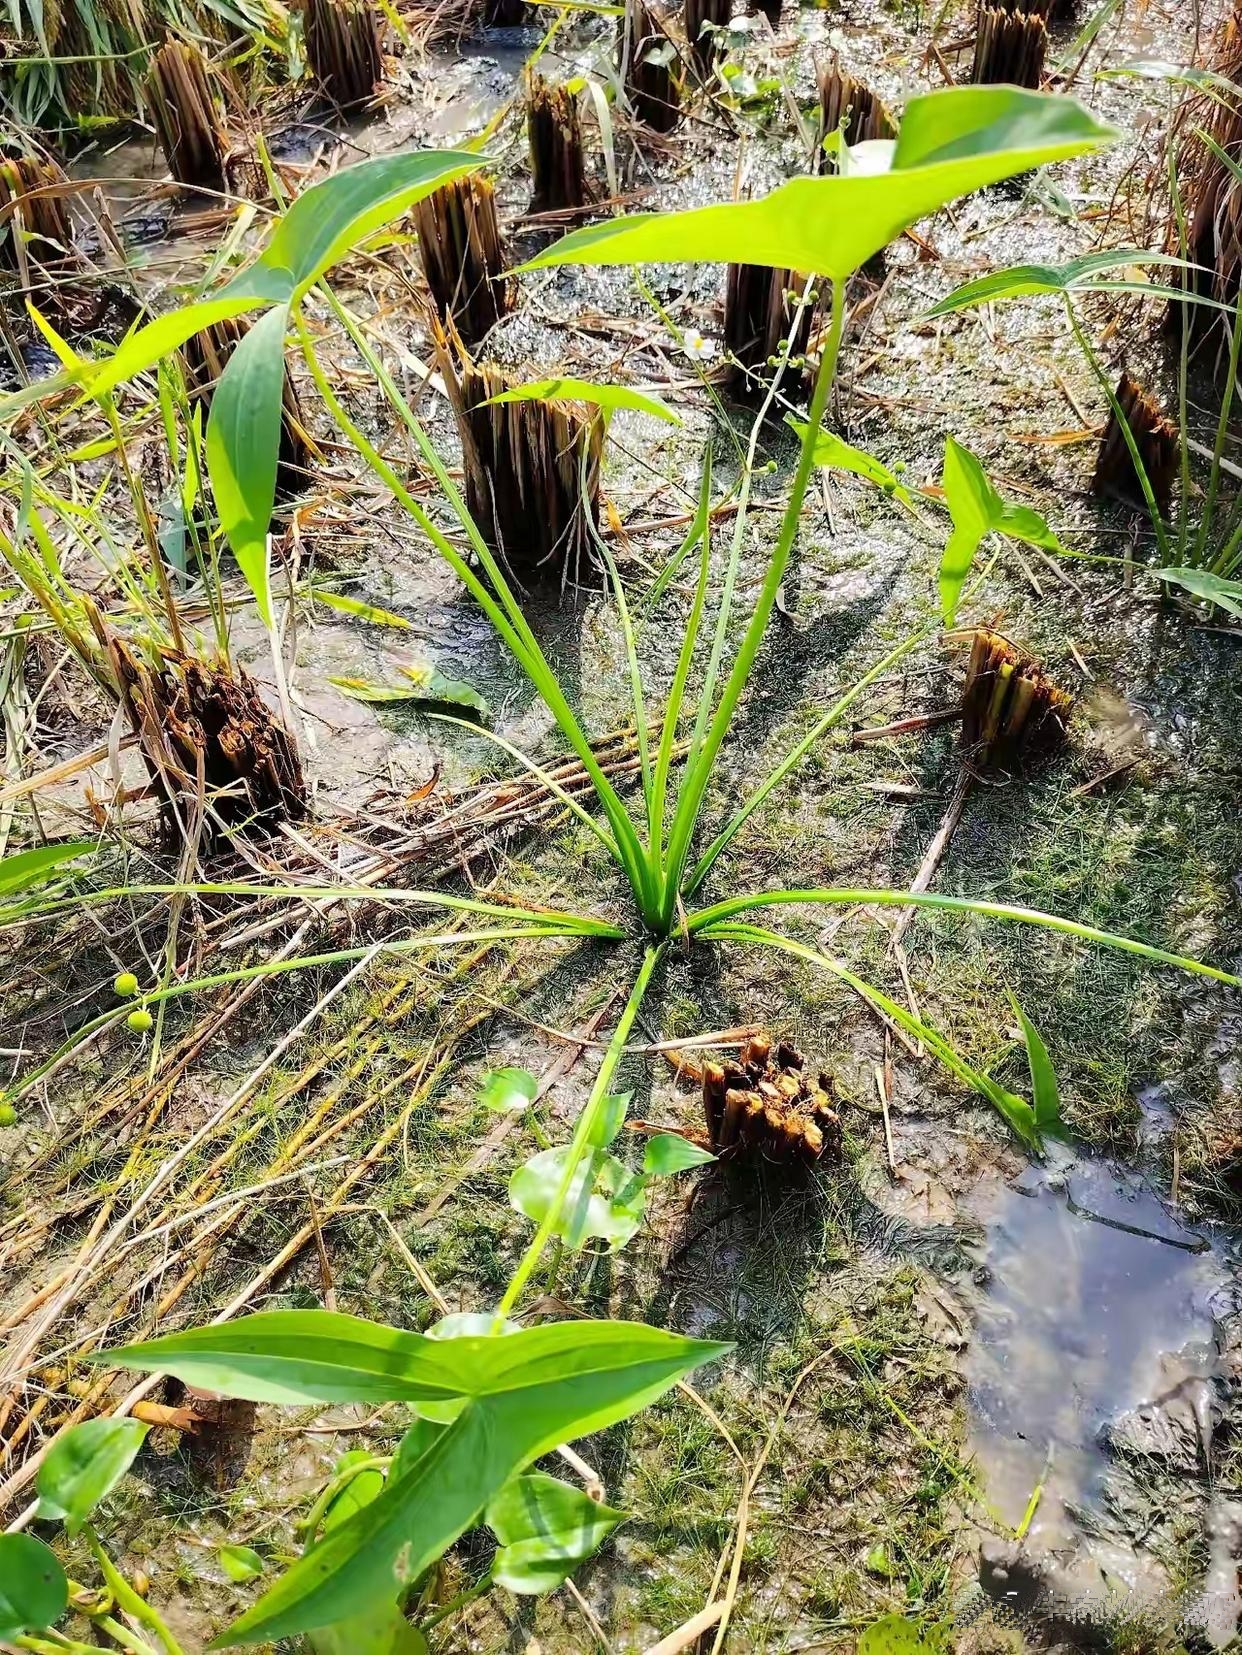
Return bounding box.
[0,1102,15,1127]
[114,971,140,998]
[127,1007,154,1034]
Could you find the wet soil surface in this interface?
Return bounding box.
[4,0,1242,1647]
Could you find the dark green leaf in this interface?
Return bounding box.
[0,840,94,897]
[0,1534,68,1639]
[1154,565,1242,620]
[520,88,1114,282]
[479,1068,538,1112]
[486,1472,624,1595]
[642,1134,716,1175]
[215,1321,726,1646]
[205,303,290,627]
[35,1417,148,1536]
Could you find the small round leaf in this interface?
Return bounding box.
[479,1068,538,1112]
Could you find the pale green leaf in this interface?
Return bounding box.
[587,1090,631,1148]
[311,590,413,628]
[480,1067,538,1112]
[0,840,93,896]
[486,1472,624,1595]
[35,1418,148,1536]
[927,249,1187,317]
[939,436,1062,624]
[484,378,680,424]
[642,1134,716,1175]
[82,296,267,401]
[790,418,915,507]
[219,1545,266,1583]
[328,667,488,715]
[520,88,1115,282]
[510,1146,645,1251]
[206,303,290,627]
[1155,565,1242,619]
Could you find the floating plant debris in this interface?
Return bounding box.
[960,629,1074,774]
[440,337,604,587]
[527,75,587,212]
[180,316,314,503]
[413,172,510,345]
[816,62,895,164]
[723,263,815,393]
[1090,371,1179,514]
[702,1032,842,1165]
[142,40,229,191]
[303,0,384,110]
[0,155,74,278]
[971,5,1047,88]
[617,0,681,131]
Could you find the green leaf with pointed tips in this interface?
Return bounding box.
[520,88,1115,282]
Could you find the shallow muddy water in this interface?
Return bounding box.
[964,1147,1242,1640]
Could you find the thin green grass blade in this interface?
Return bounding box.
[683,625,930,899]
[705,920,1041,1148]
[296,314,653,910]
[686,887,1242,988]
[650,455,713,872]
[426,712,624,861]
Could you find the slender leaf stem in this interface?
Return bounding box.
[660,278,847,928]
[496,943,664,1318]
[683,623,931,898]
[687,887,1242,987]
[701,922,1039,1148]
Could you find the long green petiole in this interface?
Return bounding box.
[496,942,664,1318]
[687,887,1242,988]
[659,279,848,930]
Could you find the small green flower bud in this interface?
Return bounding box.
[0,1102,15,1127]
[114,972,140,997]
[127,1008,154,1034]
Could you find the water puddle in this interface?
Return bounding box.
[964,1146,1242,1640]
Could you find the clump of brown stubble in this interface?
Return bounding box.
[970,5,1047,87]
[702,1033,843,1166]
[1090,371,1180,514]
[181,316,316,504]
[960,630,1074,778]
[0,155,75,282]
[438,333,605,590]
[526,75,588,213]
[142,41,230,191]
[413,172,510,346]
[94,612,307,843]
[723,265,817,396]
[302,0,384,110]
[1164,5,1242,362]
[617,0,682,132]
